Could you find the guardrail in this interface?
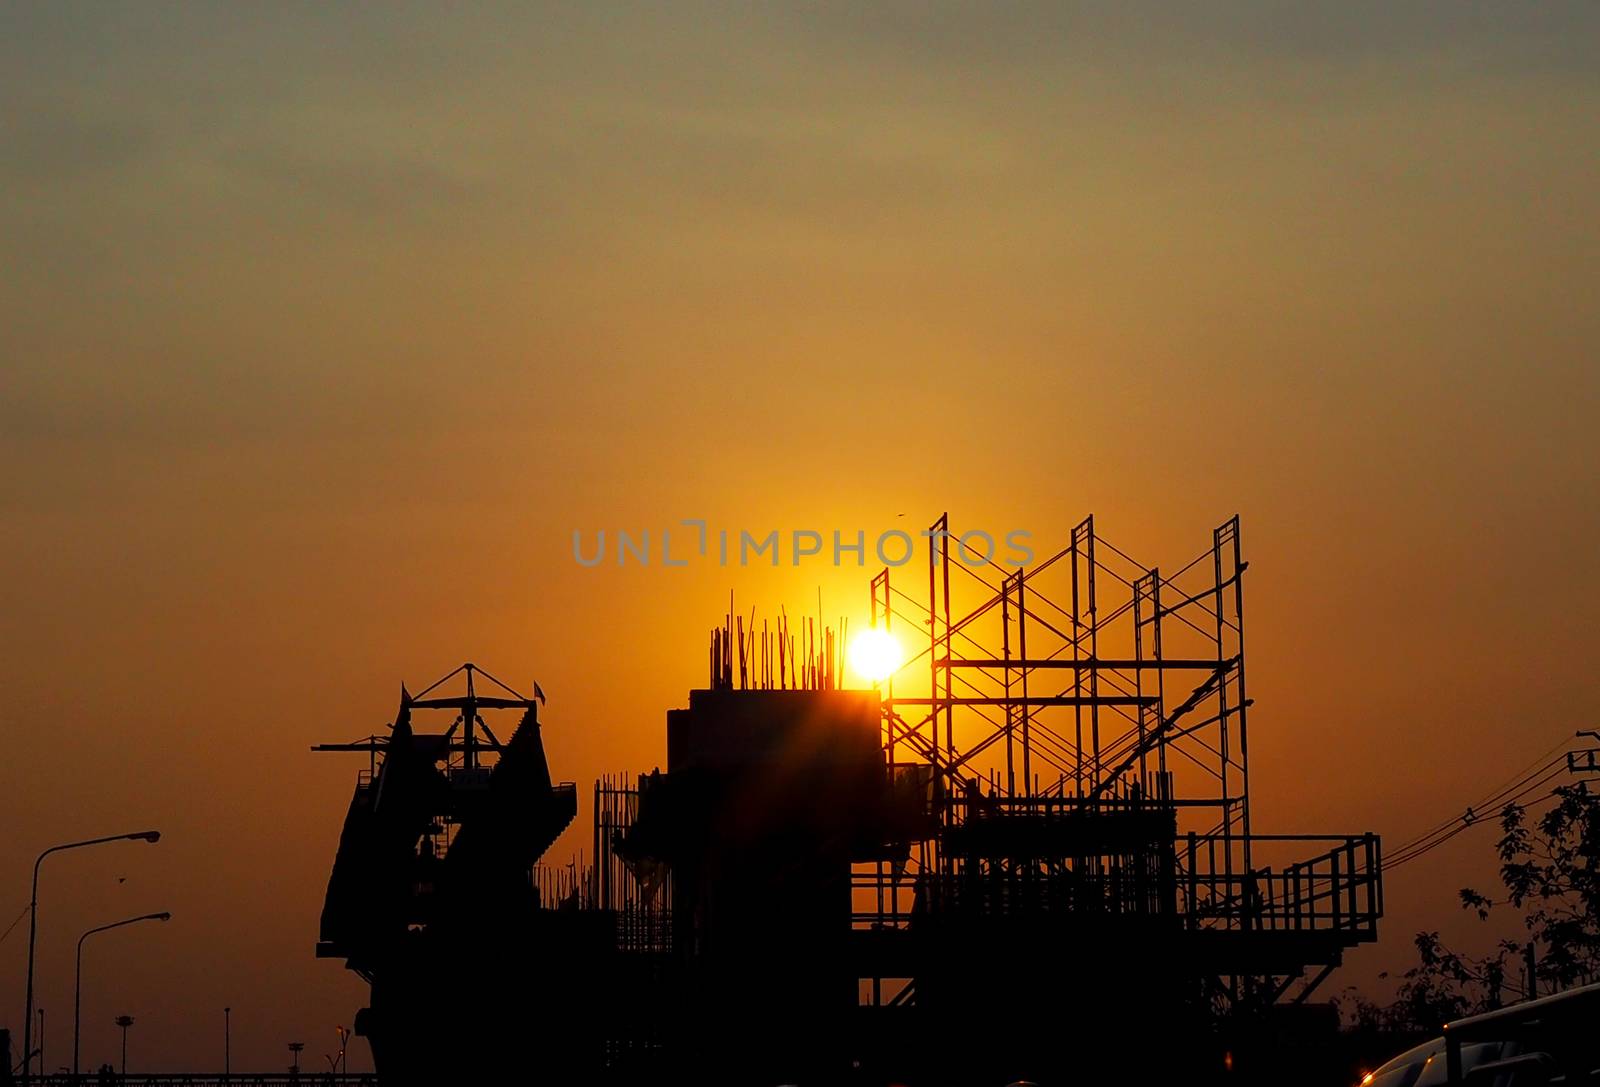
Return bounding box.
[1183,833,1382,938]
[845,832,1381,941]
[32,1076,376,1086]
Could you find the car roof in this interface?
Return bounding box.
[1372,1038,1443,1074]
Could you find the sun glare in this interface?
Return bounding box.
[848,628,904,683]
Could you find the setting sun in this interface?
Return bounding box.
[848,628,904,683]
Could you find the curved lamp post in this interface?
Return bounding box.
[74,912,171,1079]
[22,830,161,1083]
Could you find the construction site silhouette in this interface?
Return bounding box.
[312,514,1383,1085]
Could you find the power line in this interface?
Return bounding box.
[1386,735,1575,858]
[1384,762,1572,872]
[1385,763,1568,870]
[0,902,29,945]
[1385,755,1565,861]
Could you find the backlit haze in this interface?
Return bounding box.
[3,2,1597,1072]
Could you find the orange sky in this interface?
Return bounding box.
[2,2,1597,1072]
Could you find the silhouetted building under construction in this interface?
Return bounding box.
[314,514,1382,1084]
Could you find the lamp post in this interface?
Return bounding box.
[114,1016,134,1076]
[74,912,171,1079]
[22,830,161,1084]
[224,1007,231,1081]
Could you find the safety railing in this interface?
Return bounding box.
[32,1077,377,1087]
[847,831,1381,942]
[1182,832,1382,939]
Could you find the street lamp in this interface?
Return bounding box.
[22,830,161,1083]
[224,1006,231,1081]
[289,1041,305,1077]
[74,912,171,1079]
[114,1015,134,1076]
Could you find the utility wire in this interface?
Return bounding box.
[1385,763,1567,869]
[1386,736,1576,858]
[1384,762,1572,872]
[1383,759,1565,864]
[0,902,30,946]
[1385,762,1566,867]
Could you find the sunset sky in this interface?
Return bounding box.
[3,2,1597,1072]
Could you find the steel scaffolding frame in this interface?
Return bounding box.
[857,514,1380,1009]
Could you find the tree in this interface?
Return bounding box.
[1390,930,1514,1030]
[1480,781,1600,989]
[1390,781,1600,1025]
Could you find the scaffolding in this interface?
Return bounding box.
[855,513,1381,1009]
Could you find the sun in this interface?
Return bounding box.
[848,628,904,683]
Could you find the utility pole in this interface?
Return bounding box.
[1568,730,1600,778]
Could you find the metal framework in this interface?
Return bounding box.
[856,513,1381,1009]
